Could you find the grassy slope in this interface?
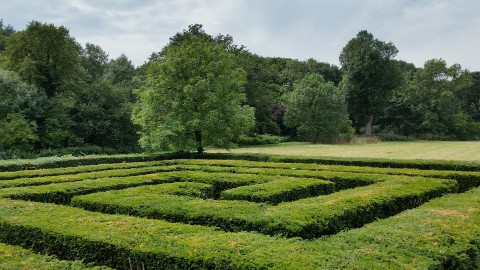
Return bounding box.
[210,141,480,161]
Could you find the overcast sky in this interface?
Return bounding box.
[2,0,479,70]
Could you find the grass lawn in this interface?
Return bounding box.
[209,141,480,161]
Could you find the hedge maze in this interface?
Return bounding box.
[0,154,479,269]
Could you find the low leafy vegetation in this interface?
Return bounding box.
[0,243,110,270]
[0,153,479,269]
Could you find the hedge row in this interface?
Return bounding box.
[0,160,172,180]
[177,159,480,191]
[0,171,297,204]
[2,152,479,172]
[174,153,480,171]
[0,152,189,172]
[309,186,480,269]
[2,187,480,269]
[220,178,335,204]
[0,242,110,270]
[0,173,175,204]
[3,158,479,192]
[0,164,185,189]
[72,176,456,238]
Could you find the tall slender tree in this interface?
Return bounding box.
[339,30,402,135]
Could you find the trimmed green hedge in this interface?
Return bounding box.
[0,164,184,189]
[306,187,480,269]
[0,174,175,204]
[72,176,456,238]
[193,153,480,171]
[0,242,110,269]
[1,186,480,269]
[0,152,189,172]
[0,160,172,180]
[0,171,286,204]
[2,152,479,172]
[176,159,480,191]
[220,178,335,204]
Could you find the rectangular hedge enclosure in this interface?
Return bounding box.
[0,153,479,269]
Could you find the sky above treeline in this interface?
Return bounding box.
[2,0,479,70]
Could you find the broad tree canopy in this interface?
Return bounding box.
[133,26,254,153]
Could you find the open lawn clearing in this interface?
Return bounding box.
[210,141,480,161]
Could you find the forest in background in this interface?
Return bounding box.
[0,19,479,158]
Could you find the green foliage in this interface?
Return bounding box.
[0,113,38,153]
[340,30,403,135]
[0,19,15,52]
[0,68,45,121]
[0,173,174,204]
[235,52,284,134]
[0,164,181,188]
[236,134,287,145]
[220,178,335,204]
[4,21,85,97]
[457,71,480,121]
[72,79,138,148]
[133,27,254,153]
[2,186,480,269]
[284,74,353,143]
[80,43,109,83]
[73,174,456,238]
[103,54,136,87]
[2,155,480,268]
[377,132,413,141]
[386,59,476,139]
[0,152,188,172]
[0,160,168,180]
[174,158,480,189]
[0,243,110,270]
[0,69,44,154]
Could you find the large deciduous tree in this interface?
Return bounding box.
[3,21,87,148]
[339,30,402,136]
[133,25,254,153]
[4,21,85,97]
[284,74,353,143]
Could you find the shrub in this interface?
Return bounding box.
[284,74,354,143]
[236,134,289,145]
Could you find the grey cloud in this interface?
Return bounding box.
[1,0,479,70]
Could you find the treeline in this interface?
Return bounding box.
[0,20,479,157]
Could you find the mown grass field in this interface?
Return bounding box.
[0,153,479,269]
[211,141,480,161]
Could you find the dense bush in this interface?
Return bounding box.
[236,134,288,145]
[284,74,354,143]
[377,132,413,141]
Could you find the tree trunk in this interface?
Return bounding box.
[365,115,373,136]
[194,130,204,153]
